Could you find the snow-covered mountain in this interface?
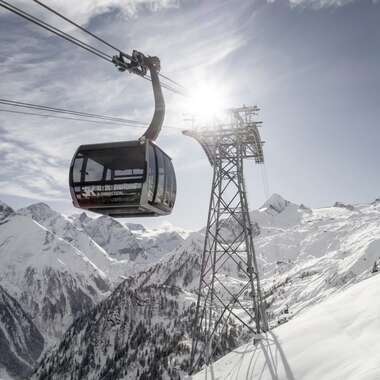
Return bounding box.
[255,194,380,324]
[0,200,191,369]
[19,204,146,282]
[127,232,204,291]
[125,194,380,330]
[127,222,189,261]
[0,209,110,342]
[71,212,147,262]
[0,284,44,380]
[2,194,380,379]
[192,272,380,380]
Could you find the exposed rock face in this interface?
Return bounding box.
[127,233,204,292]
[0,201,14,221]
[71,213,146,261]
[0,285,44,380]
[33,284,195,380]
[125,223,146,232]
[334,201,355,211]
[32,280,240,380]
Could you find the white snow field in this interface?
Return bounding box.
[192,272,380,380]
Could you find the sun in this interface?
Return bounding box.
[185,82,228,124]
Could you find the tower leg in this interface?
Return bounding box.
[189,141,267,374]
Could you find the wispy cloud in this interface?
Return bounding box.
[0,0,247,203]
[267,0,377,8]
[0,126,67,200]
[11,0,182,26]
[2,0,379,229]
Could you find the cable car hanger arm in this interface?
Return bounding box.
[112,50,165,142]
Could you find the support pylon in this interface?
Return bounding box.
[184,106,268,373]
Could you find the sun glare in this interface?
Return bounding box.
[186,82,227,123]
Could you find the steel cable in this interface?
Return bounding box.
[31,0,187,96]
[0,0,113,63]
[0,99,183,130]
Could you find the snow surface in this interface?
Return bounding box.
[127,221,190,260]
[192,272,380,380]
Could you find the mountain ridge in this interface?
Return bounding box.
[2,195,380,379]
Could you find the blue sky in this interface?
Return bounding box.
[0,0,379,229]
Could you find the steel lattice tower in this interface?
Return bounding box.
[184,106,268,373]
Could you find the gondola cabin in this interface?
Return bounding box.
[69,140,176,217]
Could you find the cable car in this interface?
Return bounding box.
[69,140,176,217]
[69,52,176,217]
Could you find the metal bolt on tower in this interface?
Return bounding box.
[184,106,268,373]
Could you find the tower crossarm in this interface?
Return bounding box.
[183,122,264,165]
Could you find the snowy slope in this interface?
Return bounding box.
[128,232,204,291]
[192,272,380,380]
[256,196,380,323]
[0,284,44,380]
[0,208,110,342]
[133,194,380,328]
[71,212,147,262]
[127,222,189,261]
[19,204,145,282]
[26,194,380,380]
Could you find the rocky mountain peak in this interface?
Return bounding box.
[18,202,58,222]
[334,201,355,211]
[77,212,91,223]
[125,222,146,232]
[260,193,292,213]
[0,201,14,221]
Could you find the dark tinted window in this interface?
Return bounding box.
[155,148,165,203]
[72,157,84,183]
[85,158,104,181]
[75,145,146,183]
[147,143,156,202]
[163,156,171,206]
[84,146,145,171]
[169,158,176,207]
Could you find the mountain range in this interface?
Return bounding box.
[0,194,379,379]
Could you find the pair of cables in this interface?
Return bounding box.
[0,0,187,129]
[0,0,187,97]
[0,98,181,130]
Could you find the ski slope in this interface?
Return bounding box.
[192,272,380,380]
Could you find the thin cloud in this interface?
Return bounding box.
[0,126,68,200]
[268,0,377,8]
[9,0,182,26]
[0,0,248,205]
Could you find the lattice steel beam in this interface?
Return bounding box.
[184,106,268,373]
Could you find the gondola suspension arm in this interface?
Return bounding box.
[113,50,165,142]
